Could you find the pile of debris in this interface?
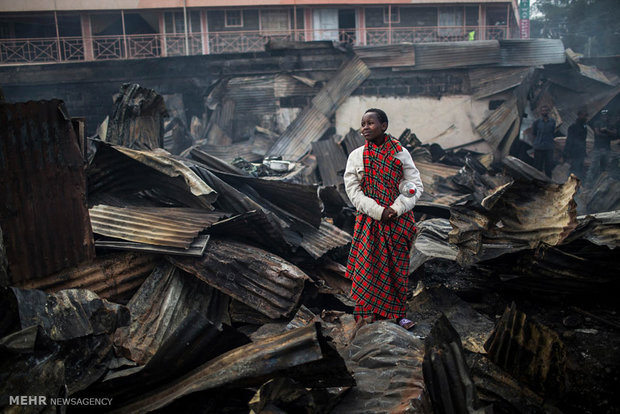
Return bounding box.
[1,41,620,414]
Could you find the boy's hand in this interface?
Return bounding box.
[381,207,397,222]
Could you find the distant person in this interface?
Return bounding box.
[343,108,423,330]
[532,105,557,177]
[586,109,619,184]
[563,108,588,178]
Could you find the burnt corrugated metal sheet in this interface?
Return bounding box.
[499,39,566,67]
[413,41,500,70]
[193,138,269,163]
[274,74,317,97]
[312,138,348,187]
[423,315,491,414]
[96,234,210,257]
[300,220,352,259]
[354,44,416,68]
[266,56,370,161]
[449,166,579,265]
[475,97,520,157]
[332,321,431,413]
[89,204,219,249]
[342,127,365,156]
[18,252,161,301]
[105,83,166,150]
[112,324,337,413]
[88,142,218,209]
[410,218,458,273]
[469,67,531,99]
[114,263,230,365]
[312,56,371,116]
[484,303,568,396]
[170,239,309,319]
[0,100,95,284]
[576,211,620,249]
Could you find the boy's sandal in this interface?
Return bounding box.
[398,318,415,330]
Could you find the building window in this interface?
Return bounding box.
[225,10,243,28]
[383,7,400,24]
[260,9,290,33]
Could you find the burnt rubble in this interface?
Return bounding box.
[1,40,620,414]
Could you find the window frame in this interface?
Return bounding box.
[224,9,244,28]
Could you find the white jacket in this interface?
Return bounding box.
[344,145,423,221]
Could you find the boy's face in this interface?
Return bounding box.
[540,106,549,117]
[361,112,387,144]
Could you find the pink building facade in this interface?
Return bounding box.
[0,0,520,65]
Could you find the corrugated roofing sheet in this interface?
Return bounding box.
[89,204,218,249]
[274,74,318,98]
[170,239,309,319]
[0,100,95,284]
[475,97,520,156]
[17,252,160,302]
[88,142,218,209]
[484,303,567,395]
[469,67,531,99]
[300,220,352,259]
[499,39,566,67]
[354,44,416,68]
[413,41,500,70]
[312,138,348,187]
[266,56,370,161]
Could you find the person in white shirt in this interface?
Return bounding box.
[343,108,423,329]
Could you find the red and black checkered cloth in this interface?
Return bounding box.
[346,135,416,320]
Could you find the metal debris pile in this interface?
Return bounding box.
[1,41,620,414]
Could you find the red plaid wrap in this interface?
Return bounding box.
[346,135,416,319]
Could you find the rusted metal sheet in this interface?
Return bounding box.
[475,96,520,157]
[413,41,500,70]
[332,321,431,413]
[111,323,342,413]
[312,138,348,187]
[88,142,218,209]
[105,83,167,150]
[410,218,458,273]
[171,239,309,319]
[114,263,230,365]
[17,252,160,302]
[300,220,352,260]
[469,67,531,99]
[499,39,566,67]
[449,158,579,265]
[423,315,492,414]
[267,56,370,161]
[354,44,415,68]
[89,204,219,248]
[0,100,95,284]
[96,234,210,257]
[484,303,568,396]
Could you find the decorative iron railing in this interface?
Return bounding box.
[0,25,510,65]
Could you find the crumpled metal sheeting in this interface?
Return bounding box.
[3,287,129,341]
[89,204,218,248]
[423,315,492,414]
[449,172,579,265]
[469,67,532,100]
[299,220,352,260]
[354,44,416,68]
[0,100,95,285]
[573,211,620,249]
[410,219,459,273]
[171,239,309,319]
[87,142,217,209]
[208,210,293,257]
[331,321,431,414]
[114,263,230,366]
[475,96,520,157]
[312,138,348,187]
[105,83,167,150]
[17,252,160,302]
[110,324,336,414]
[413,41,500,70]
[484,303,568,397]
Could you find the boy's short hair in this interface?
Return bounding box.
[365,108,388,125]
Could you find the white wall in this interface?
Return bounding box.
[335,95,496,153]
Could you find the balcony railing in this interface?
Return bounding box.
[0,26,510,65]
